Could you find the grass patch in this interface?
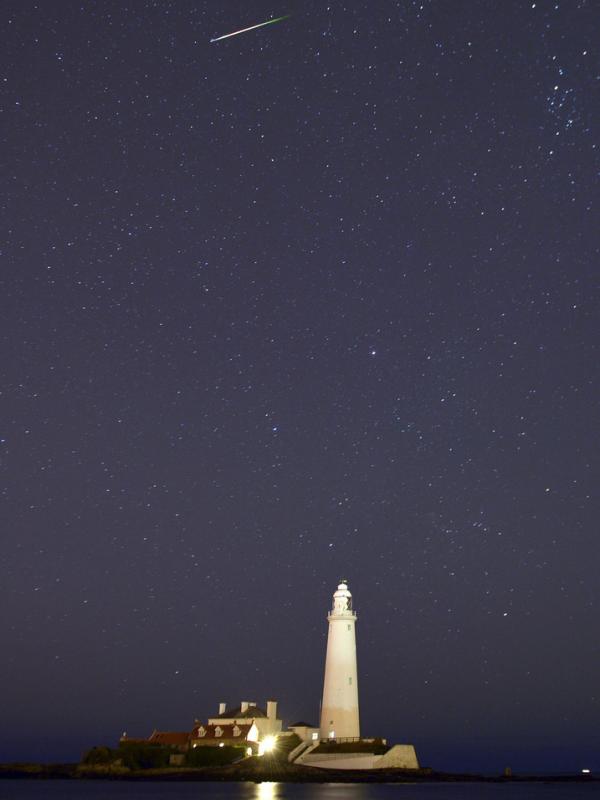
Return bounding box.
[313,739,388,755]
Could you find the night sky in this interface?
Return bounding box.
[2,0,599,775]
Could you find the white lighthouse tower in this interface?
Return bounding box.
[319,580,360,740]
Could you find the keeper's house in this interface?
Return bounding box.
[191,700,281,751]
[121,699,281,754]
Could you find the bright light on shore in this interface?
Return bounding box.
[258,735,277,756]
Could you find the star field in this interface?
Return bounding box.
[1,0,599,773]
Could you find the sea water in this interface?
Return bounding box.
[0,780,597,800]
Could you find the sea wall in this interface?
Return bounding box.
[375,744,419,769]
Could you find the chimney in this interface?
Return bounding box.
[218,702,226,715]
[266,700,277,720]
[241,701,249,713]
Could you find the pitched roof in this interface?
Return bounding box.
[193,723,253,740]
[148,731,190,746]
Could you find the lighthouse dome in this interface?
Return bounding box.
[331,581,354,614]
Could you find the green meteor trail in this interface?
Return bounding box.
[210,15,290,43]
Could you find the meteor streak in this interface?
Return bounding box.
[210,15,290,43]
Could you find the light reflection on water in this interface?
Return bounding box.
[255,783,278,800]
[235,782,378,800]
[252,785,376,800]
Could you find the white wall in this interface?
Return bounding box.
[302,753,378,770]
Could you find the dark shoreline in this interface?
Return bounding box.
[0,763,597,783]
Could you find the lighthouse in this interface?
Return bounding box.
[319,580,360,740]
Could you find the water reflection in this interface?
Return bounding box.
[1,779,597,800]
[254,783,279,800]
[248,784,377,800]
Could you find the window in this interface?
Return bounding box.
[347,624,351,630]
[197,726,206,737]
[349,677,352,685]
[233,725,241,737]
[215,726,223,737]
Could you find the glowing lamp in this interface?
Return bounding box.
[258,735,277,756]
